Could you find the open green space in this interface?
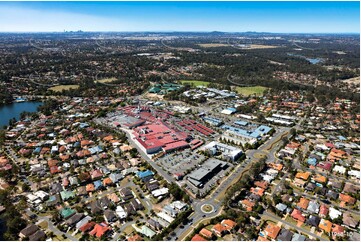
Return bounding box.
[180,80,210,87]
[49,85,80,92]
[235,86,267,96]
[96,77,117,83]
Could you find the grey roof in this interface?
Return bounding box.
[306,215,320,227]
[326,190,339,200]
[29,230,46,241]
[277,228,294,241]
[350,232,360,241]
[104,210,117,222]
[307,200,320,214]
[188,159,225,182]
[65,213,84,226]
[276,203,288,212]
[292,233,306,241]
[20,224,39,237]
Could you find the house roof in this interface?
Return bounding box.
[292,233,306,241]
[20,224,39,237]
[277,228,294,241]
[79,221,96,233]
[264,223,281,239]
[339,193,356,205]
[60,207,76,219]
[291,209,305,222]
[200,228,213,238]
[319,219,332,233]
[29,230,46,241]
[306,215,321,227]
[89,223,111,238]
[319,204,329,216]
[221,219,237,230]
[295,172,310,180]
[128,234,143,241]
[257,235,269,241]
[212,223,227,234]
[191,234,207,241]
[343,212,359,228]
[297,197,310,210]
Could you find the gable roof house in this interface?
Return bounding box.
[306,215,321,227]
[263,223,281,240]
[277,228,294,241]
[19,224,39,238]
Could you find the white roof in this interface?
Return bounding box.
[348,170,360,179]
[221,109,233,115]
[333,165,346,174]
[156,212,174,223]
[329,207,342,220]
[116,206,128,219]
[152,188,169,197]
[34,190,49,200]
[76,216,92,229]
[170,201,187,210]
[27,194,38,202]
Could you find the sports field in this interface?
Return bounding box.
[95,77,117,83]
[180,80,210,87]
[198,43,229,48]
[235,86,267,96]
[49,85,80,92]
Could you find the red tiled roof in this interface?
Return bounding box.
[191,234,207,241]
[291,209,306,222]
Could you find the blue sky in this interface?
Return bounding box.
[0,1,359,33]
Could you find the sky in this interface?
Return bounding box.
[0,1,359,33]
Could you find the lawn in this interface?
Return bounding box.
[49,85,80,92]
[198,43,229,48]
[96,77,117,83]
[180,80,210,87]
[122,225,135,236]
[37,220,48,229]
[235,86,267,96]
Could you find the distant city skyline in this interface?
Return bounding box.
[0,1,359,33]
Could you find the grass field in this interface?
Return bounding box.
[248,44,279,49]
[49,85,79,92]
[96,77,117,83]
[198,43,229,48]
[180,80,210,87]
[235,86,267,96]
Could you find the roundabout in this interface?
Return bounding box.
[201,204,215,214]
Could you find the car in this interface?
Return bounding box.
[321,199,331,204]
[202,214,206,217]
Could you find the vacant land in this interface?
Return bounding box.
[48,85,79,92]
[95,77,117,83]
[235,86,267,96]
[180,80,210,87]
[198,43,230,48]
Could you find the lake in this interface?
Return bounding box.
[287,53,323,64]
[0,101,43,128]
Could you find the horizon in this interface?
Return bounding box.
[0,30,360,35]
[0,1,359,33]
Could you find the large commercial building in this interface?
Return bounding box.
[133,122,190,154]
[202,141,243,162]
[187,159,228,187]
[220,122,273,146]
